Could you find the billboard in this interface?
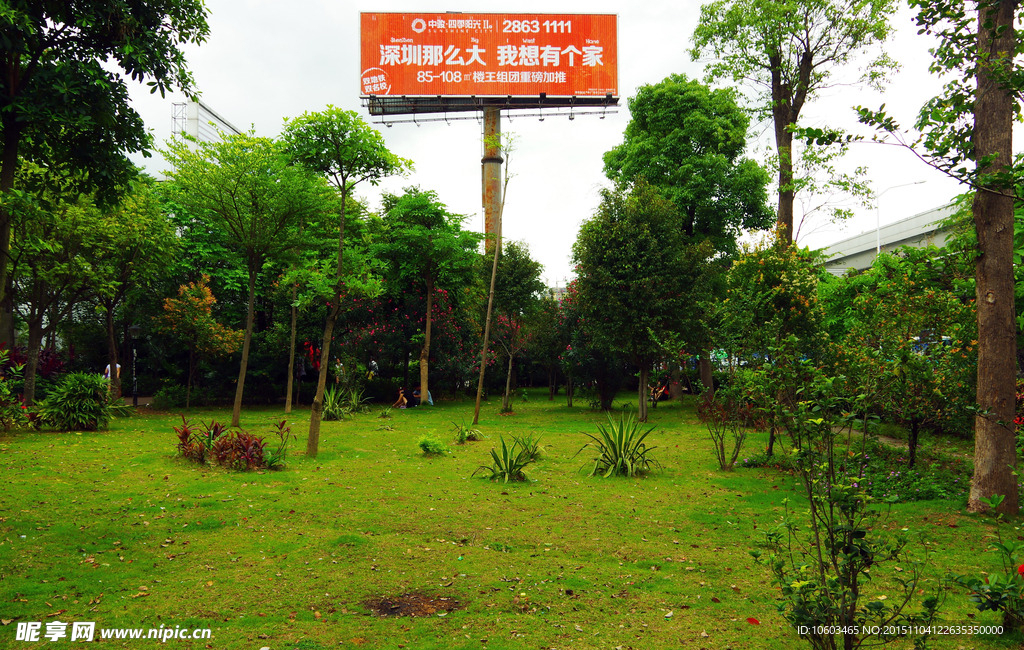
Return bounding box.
[360,12,618,106]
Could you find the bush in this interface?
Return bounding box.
[512,433,543,461]
[174,417,290,471]
[474,435,535,483]
[0,349,29,431]
[322,387,345,421]
[703,393,748,471]
[576,413,660,477]
[417,434,449,456]
[36,372,131,431]
[152,383,188,410]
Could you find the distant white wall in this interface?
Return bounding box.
[171,100,242,142]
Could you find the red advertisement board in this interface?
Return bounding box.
[360,13,618,98]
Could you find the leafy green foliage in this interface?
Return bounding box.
[322,387,345,421]
[0,349,29,431]
[603,74,773,254]
[35,373,131,431]
[576,413,661,478]
[155,275,243,408]
[473,435,536,483]
[572,181,712,419]
[417,434,450,456]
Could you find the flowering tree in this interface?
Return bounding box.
[492,314,532,413]
[156,276,243,407]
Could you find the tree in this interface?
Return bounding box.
[691,0,896,242]
[8,179,115,404]
[280,106,410,459]
[602,74,773,396]
[852,0,1020,514]
[493,241,546,317]
[0,1,209,345]
[93,177,178,398]
[162,132,329,427]
[377,188,482,408]
[156,276,243,407]
[492,314,531,413]
[572,182,710,422]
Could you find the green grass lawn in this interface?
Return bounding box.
[0,391,1019,649]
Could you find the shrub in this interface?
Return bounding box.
[345,387,370,414]
[512,433,542,461]
[576,413,660,477]
[452,420,483,444]
[703,392,748,471]
[753,375,942,649]
[0,349,29,431]
[474,435,535,483]
[322,387,345,421]
[36,372,131,431]
[417,434,449,456]
[377,406,393,419]
[174,418,288,471]
[152,384,188,410]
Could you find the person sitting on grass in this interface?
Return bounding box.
[393,388,407,409]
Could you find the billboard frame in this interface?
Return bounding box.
[360,12,619,117]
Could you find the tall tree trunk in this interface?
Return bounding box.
[105,306,121,399]
[22,325,42,405]
[775,125,795,243]
[473,235,502,425]
[231,271,258,428]
[638,363,649,422]
[285,288,297,414]
[969,0,1019,515]
[419,274,434,405]
[566,376,574,408]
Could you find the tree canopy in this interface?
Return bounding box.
[603,74,773,255]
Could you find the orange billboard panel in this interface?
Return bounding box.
[360,13,617,98]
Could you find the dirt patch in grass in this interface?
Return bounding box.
[363,592,463,618]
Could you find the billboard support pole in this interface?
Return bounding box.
[482,105,503,248]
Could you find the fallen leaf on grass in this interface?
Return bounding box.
[711,597,721,603]
[747,618,760,625]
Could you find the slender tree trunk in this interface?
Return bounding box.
[0,119,20,338]
[231,271,258,428]
[22,325,43,405]
[105,307,121,399]
[419,274,434,405]
[502,353,514,411]
[638,363,649,422]
[186,348,196,409]
[308,188,349,458]
[969,0,1019,515]
[285,288,297,414]
[907,418,920,469]
[307,304,339,458]
[566,376,574,408]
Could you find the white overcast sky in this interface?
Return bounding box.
[127,0,973,286]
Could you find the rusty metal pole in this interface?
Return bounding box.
[481,105,503,245]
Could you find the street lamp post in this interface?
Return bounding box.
[128,323,140,408]
[875,180,926,255]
